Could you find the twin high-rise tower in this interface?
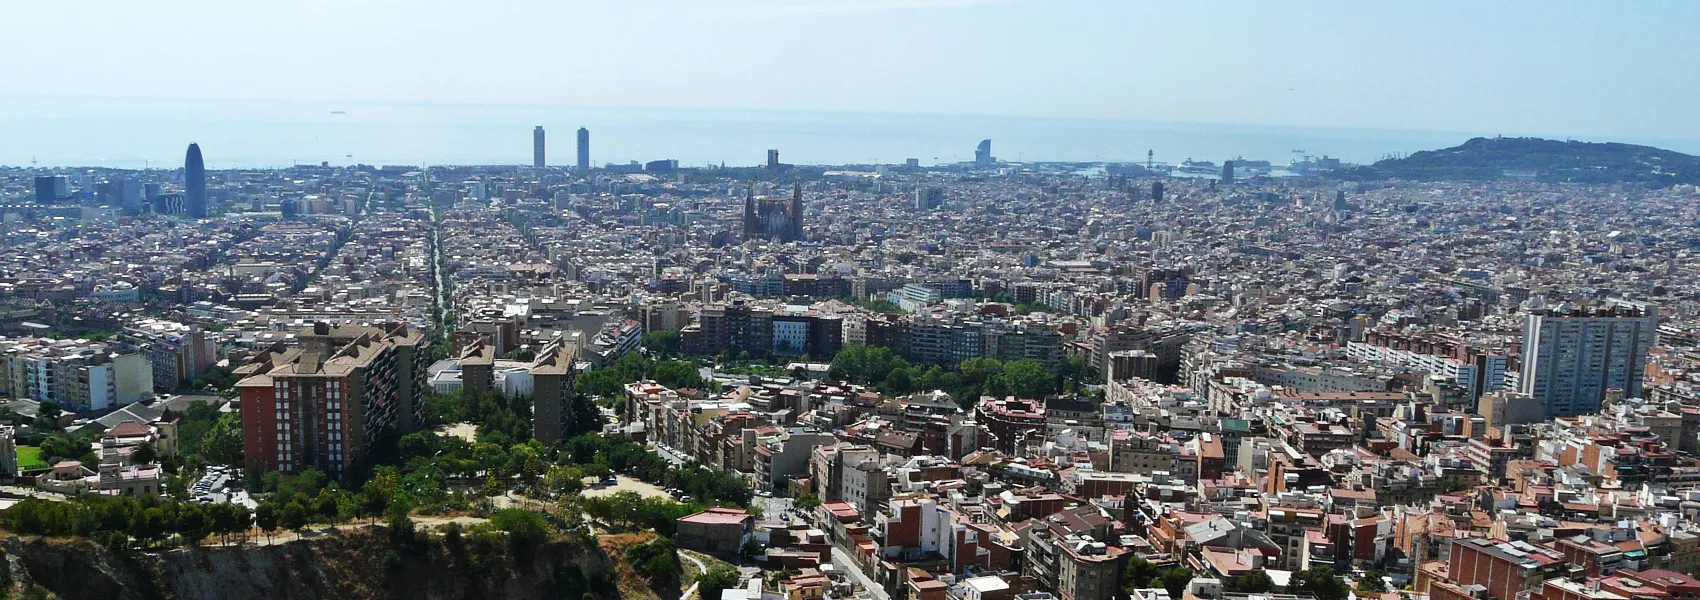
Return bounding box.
[534,126,590,170]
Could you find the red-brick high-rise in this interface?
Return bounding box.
[237,322,427,478]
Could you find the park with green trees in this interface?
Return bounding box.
[828,344,1091,407]
[0,327,1104,561]
[2,336,748,555]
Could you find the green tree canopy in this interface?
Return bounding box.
[1234,571,1274,593]
[1357,570,1389,594]
[1160,567,1194,599]
[626,536,683,584]
[643,330,682,357]
[1292,566,1351,600]
[1123,557,1163,593]
[1003,359,1052,400]
[696,565,740,600]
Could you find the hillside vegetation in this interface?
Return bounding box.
[1333,137,1700,186]
[0,526,660,600]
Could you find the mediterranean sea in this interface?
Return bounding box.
[4,95,1697,170]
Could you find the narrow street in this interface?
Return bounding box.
[831,547,890,600]
[428,202,452,336]
[649,442,690,467]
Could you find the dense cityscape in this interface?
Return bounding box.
[0,122,1697,600]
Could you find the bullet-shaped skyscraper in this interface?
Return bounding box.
[185,143,207,218]
[577,127,590,171]
[533,126,546,168]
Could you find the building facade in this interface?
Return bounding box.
[1520,300,1657,418]
[743,183,804,243]
[529,336,582,445]
[236,322,428,478]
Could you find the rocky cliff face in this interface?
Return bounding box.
[0,528,625,600]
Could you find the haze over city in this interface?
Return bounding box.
[4,0,1699,168]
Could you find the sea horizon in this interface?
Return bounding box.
[5,95,1699,170]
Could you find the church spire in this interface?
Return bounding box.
[742,184,757,242]
[790,181,804,242]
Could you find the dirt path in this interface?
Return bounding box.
[680,551,708,600]
[580,475,671,500]
[242,514,491,546]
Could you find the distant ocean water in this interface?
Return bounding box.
[4,95,1697,170]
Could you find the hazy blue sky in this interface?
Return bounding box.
[4,0,1697,141]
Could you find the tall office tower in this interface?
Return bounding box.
[974,139,994,165]
[1151,181,1164,203]
[576,127,590,170]
[914,187,943,210]
[1519,299,1658,418]
[110,178,144,215]
[235,322,428,478]
[1221,160,1235,183]
[184,143,207,218]
[533,126,546,168]
[767,149,780,170]
[529,336,581,445]
[33,176,68,204]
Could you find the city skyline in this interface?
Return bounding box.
[3,0,1697,164]
[9,101,1700,171]
[6,1,1700,597]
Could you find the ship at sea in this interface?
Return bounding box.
[1171,159,1218,176]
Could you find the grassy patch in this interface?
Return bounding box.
[683,550,736,578]
[17,446,49,471]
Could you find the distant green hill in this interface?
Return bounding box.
[1333,137,1700,186]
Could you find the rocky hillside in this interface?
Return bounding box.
[0,527,662,600]
[1333,136,1700,186]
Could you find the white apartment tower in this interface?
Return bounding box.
[1519,299,1657,418]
